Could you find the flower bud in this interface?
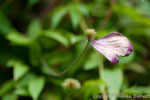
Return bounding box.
[62,78,81,89]
[85,29,96,41]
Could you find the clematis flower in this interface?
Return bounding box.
[86,29,133,64]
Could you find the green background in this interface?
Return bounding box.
[0,0,150,100]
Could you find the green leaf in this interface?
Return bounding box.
[7,59,29,80]
[51,6,67,29]
[82,80,105,100]
[27,19,41,38]
[2,93,18,100]
[13,62,29,81]
[118,51,135,64]
[104,68,123,100]
[0,80,15,97]
[43,30,69,47]
[76,4,89,16]
[7,31,32,45]
[15,73,36,87]
[67,33,83,44]
[69,7,81,29]
[126,62,147,74]
[0,12,13,35]
[84,51,99,70]
[29,42,41,66]
[124,86,150,94]
[28,76,45,100]
[14,87,29,96]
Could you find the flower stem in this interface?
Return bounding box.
[41,41,90,76]
[98,56,108,100]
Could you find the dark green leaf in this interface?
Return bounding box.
[0,80,15,97]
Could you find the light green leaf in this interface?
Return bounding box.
[51,6,67,29]
[7,31,32,45]
[124,86,150,94]
[44,30,69,47]
[69,7,81,29]
[68,34,83,44]
[82,80,105,100]
[2,93,17,100]
[7,59,29,80]
[13,62,29,81]
[28,76,45,100]
[0,80,15,97]
[14,87,29,96]
[27,19,41,38]
[7,59,20,67]
[84,51,99,70]
[76,4,89,16]
[15,73,36,87]
[104,68,123,100]
[0,12,12,35]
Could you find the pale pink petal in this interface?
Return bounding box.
[91,32,133,64]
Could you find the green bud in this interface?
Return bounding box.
[85,29,96,41]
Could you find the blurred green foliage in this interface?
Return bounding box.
[0,0,150,100]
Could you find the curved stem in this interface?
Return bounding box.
[41,41,90,76]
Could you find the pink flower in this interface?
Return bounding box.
[87,30,133,64]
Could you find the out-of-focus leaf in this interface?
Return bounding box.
[118,51,135,64]
[41,90,61,100]
[15,73,36,87]
[68,33,83,44]
[7,59,29,80]
[126,62,147,74]
[84,51,99,70]
[51,6,67,29]
[27,19,41,38]
[14,87,29,96]
[133,42,148,55]
[7,59,19,67]
[13,62,29,81]
[0,12,12,35]
[124,86,150,94]
[69,6,81,29]
[29,42,41,66]
[2,93,17,100]
[43,30,69,46]
[82,80,105,100]
[104,68,123,100]
[114,4,150,26]
[28,76,45,100]
[7,31,32,45]
[0,80,15,97]
[27,0,39,8]
[76,4,89,16]
[138,0,150,16]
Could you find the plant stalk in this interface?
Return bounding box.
[41,41,90,76]
[98,56,108,100]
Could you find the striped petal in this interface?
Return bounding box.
[91,32,133,64]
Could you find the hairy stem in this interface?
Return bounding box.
[41,41,90,76]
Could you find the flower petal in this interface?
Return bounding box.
[91,32,133,64]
